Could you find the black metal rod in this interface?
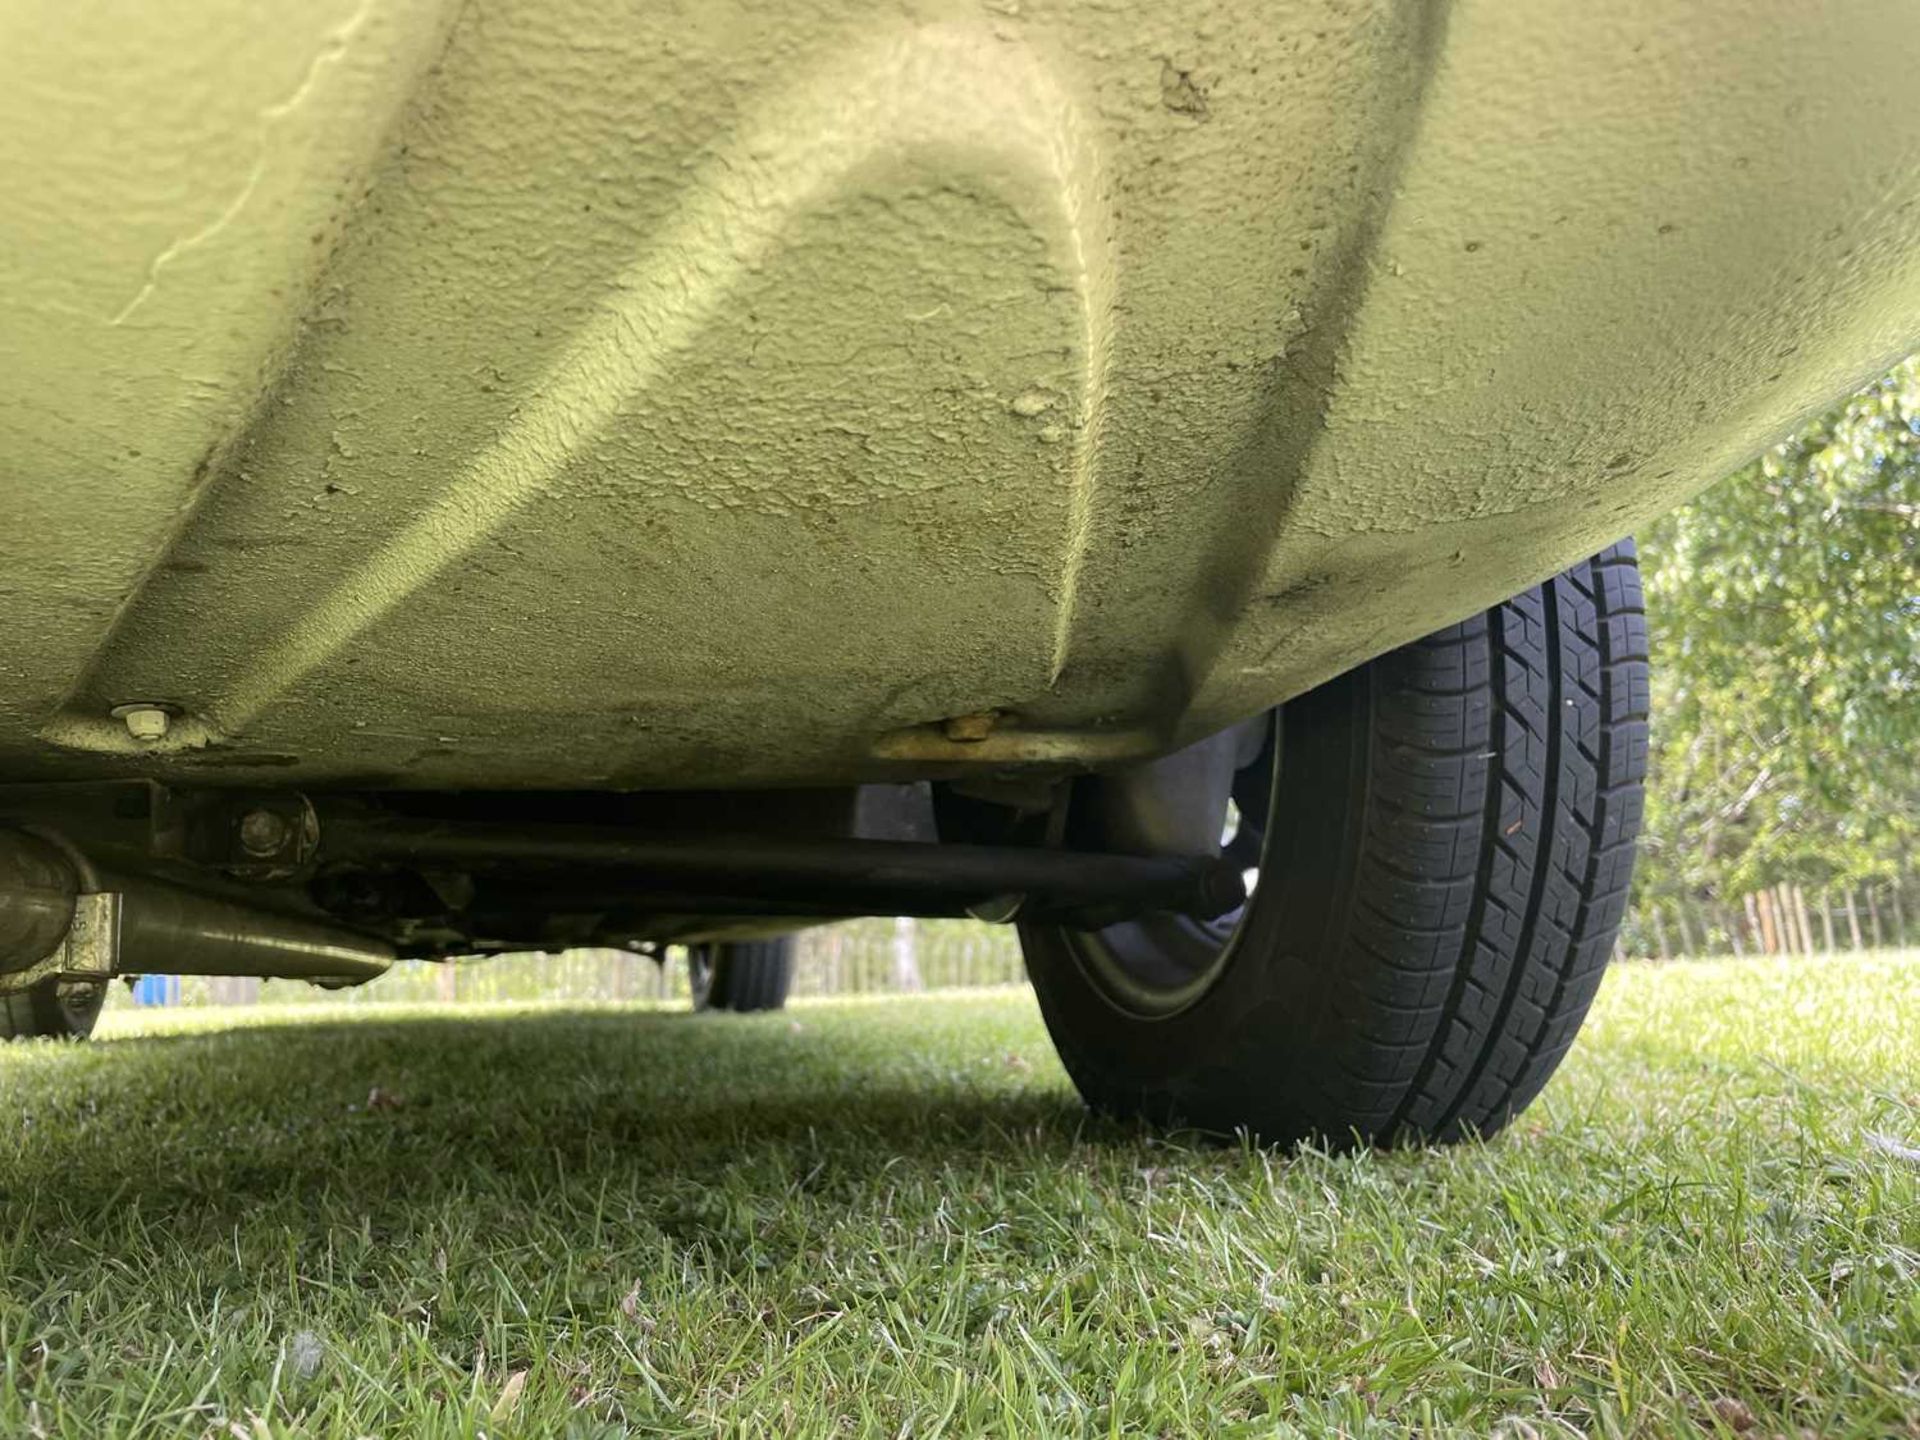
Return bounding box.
[462,883,1068,925]
[318,812,1246,920]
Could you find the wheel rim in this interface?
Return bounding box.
[687,948,713,1009]
[54,979,106,1034]
[1060,714,1278,1019]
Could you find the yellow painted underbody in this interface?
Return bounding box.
[3,0,1918,788]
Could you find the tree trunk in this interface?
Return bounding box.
[1746,891,1768,954]
[1846,890,1865,951]
[1867,888,1884,950]
[1819,891,1836,955]
[1651,906,1673,961]
[1792,885,1816,958]
[1758,889,1782,954]
[891,915,923,992]
[1675,904,1699,958]
[1722,904,1745,957]
[1892,879,1909,950]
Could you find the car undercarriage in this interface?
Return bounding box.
[4,0,1918,1141]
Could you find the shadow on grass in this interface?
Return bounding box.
[4,1005,1103,1247]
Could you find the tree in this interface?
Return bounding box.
[1637,357,1919,908]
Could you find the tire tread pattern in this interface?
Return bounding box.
[1352,542,1648,1139]
[704,938,795,1013]
[1019,542,1648,1146]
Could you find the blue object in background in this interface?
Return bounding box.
[130,974,181,1007]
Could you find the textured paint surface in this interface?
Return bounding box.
[3,0,1919,789]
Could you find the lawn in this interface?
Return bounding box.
[2,954,1916,1438]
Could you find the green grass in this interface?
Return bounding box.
[2,955,1917,1438]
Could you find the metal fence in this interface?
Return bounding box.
[1616,878,1914,962]
[159,917,1029,1009]
[133,884,1915,1010]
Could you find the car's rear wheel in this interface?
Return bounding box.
[1019,541,1648,1146]
[688,937,795,1013]
[1,977,107,1041]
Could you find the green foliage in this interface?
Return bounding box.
[1639,358,1920,900]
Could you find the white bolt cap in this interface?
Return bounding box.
[115,705,171,741]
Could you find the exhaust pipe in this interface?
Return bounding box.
[1,830,392,991]
[97,871,395,983]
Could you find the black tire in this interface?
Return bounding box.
[689,937,795,1013]
[1,977,107,1041]
[1020,542,1648,1147]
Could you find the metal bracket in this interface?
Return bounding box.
[152,789,318,878]
[0,891,122,995]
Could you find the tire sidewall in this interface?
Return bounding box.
[1020,669,1371,1141]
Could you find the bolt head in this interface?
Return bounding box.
[237,808,293,858]
[112,704,171,742]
